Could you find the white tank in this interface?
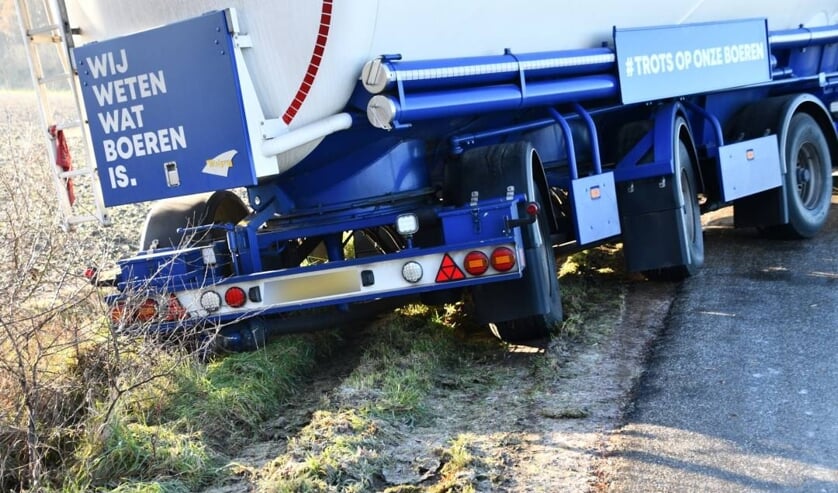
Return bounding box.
[66,0,838,170]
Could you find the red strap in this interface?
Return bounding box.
[48,125,75,205]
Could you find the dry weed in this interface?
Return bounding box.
[0,91,193,490]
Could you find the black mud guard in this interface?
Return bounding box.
[453,141,556,324]
[730,94,838,229]
[617,104,700,273]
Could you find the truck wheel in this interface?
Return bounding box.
[353,227,402,257]
[489,187,562,343]
[139,191,249,251]
[644,139,704,281]
[455,142,562,342]
[766,113,832,239]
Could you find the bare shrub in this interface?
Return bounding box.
[0,93,216,490]
[0,93,105,489]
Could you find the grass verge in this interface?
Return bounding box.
[163,334,323,440]
[1,234,627,492]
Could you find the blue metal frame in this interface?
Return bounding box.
[116,245,229,292]
[110,197,527,331]
[613,103,685,183]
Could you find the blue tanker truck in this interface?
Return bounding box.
[15,0,838,349]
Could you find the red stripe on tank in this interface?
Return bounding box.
[281,0,333,125]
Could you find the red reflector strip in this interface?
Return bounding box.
[281,0,333,124]
[435,254,466,282]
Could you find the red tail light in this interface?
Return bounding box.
[224,287,247,308]
[463,251,489,276]
[491,247,516,272]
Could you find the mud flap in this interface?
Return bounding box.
[728,94,836,231]
[718,136,782,202]
[570,171,620,245]
[734,189,789,229]
[472,240,553,324]
[618,177,689,273]
[719,135,785,228]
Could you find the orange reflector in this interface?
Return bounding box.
[491,247,516,272]
[746,149,755,161]
[435,254,466,282]
[224,287,247,308]
[463,251,489,276]
[590,186,601,200]
[109,301,127,324]
[136,298,159,323]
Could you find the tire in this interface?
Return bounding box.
[643,138,704,281]
[765,113,832,239]
[454,142,562,342]
[353,226,402,257]
[489,186,562,342]
[139,191,249,251]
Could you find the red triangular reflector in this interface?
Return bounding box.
[435,254,466,282]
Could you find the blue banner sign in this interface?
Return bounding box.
[74,11,256,206]
[615,19,771,104]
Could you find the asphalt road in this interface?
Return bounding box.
[603,196,838,493]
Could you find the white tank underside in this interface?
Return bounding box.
[65,0,838,172]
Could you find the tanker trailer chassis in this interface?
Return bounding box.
[18,5,838,349]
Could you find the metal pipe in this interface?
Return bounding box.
[367,75,617,130]
[769,25,838,49]
[362,47,616,94]
[261,113,353,157]
[548,108,579,181]
[571,103,602,175]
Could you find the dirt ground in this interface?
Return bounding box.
[204,281,677,492]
